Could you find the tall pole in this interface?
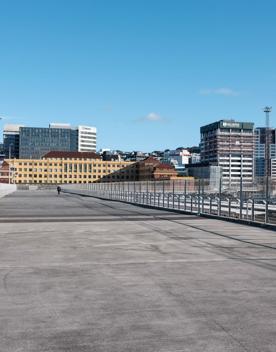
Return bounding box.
[264,107,272,203]
[8,144,13,184]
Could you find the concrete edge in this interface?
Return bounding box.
[61,189,276,232]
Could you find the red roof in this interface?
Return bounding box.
[141,156,161,165]
[43,151,101,159]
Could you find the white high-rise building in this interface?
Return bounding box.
[200,120,255,187]
[77,126,97,152]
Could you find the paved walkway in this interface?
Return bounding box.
[1,190,276,352]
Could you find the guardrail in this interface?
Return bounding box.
[62,180,276,227]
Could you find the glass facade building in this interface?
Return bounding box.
[3,124,23,159]
[19,127,78,159]
[4,134,20,159]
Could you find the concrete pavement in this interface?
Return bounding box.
[1,190,276,351]
[0,183,16,199]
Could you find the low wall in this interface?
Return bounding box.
[0,183,16,198]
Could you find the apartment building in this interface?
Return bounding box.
[200,120,254,187]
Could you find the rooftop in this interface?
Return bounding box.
[43,151,101,159]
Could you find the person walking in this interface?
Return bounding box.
[57,186,61,195]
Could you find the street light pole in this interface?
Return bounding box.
[8,143,13,184]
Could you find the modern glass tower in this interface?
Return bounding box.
[19,126,78,159]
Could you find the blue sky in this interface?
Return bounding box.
[0,0,276,151]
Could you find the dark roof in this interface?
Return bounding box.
[43,151,101,159]
[155,163,175,170]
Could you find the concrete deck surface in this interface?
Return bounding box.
[0,190,276,352]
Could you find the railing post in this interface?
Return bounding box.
[218,177,222,216]
[228,199,231,218]
[252,199,255,221]
[162,180,165,208]
[154,180,156,206]
[201,179,204,213]
[146,181,149,205]
[265,200,268,223]
[197,179,201,215]
[239,177,243,219]
[265,175,269,222]
[184,180,187,210]
[172,180,175,209]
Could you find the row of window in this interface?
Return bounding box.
[16,168,137,175]
[16,174,136,180]
[15,162,131,168]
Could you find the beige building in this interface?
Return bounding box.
[3,151,137,184]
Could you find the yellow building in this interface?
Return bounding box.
[4,151,137,184]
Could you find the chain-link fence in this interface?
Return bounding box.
[62,177,276,225]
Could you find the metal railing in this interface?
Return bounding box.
[62,178,276,226]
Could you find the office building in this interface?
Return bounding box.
[19,125,78,159]
[271,159,276,180]
[18,123,97,159]
[200,120,254,187]
[254,127,276,178]
[3,124,24,159]
[78,126,97,152]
